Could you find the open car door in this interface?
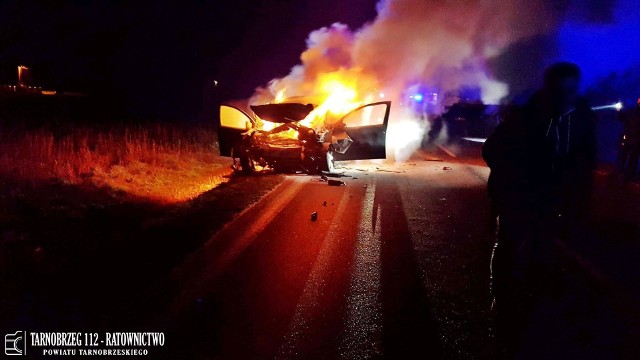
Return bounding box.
[333,101,391,161]
[218,105,254,157]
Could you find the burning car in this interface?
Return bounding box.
[217,98,391,174]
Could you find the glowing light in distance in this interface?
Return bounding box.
[614,101,623,111]
[592,102,624,111]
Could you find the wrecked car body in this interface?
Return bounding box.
[217,100,391,174]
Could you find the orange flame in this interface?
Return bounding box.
[298,73,362,129]
[274,88,287,103]
[254,69,379,141]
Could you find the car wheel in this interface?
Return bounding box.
[240,155,255,174]
[231,146,254,174]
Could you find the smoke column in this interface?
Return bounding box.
[251,0,638,160]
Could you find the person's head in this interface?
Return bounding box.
[543,62,582,112]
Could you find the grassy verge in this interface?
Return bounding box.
[0,123,287,330]
[0,124,231,202]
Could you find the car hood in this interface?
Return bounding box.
[250,103,315,123]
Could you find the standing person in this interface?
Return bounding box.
[617,98,640,180]
[483,62,597,358]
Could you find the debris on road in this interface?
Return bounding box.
[375,167,403,173]
[443,166,453,171]
[322,171,349,178]
[323,201,327,206]
[310,211,318,221]
[328,179,346,186]
[341,166,368,172]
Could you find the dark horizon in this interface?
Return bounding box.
[0,0,377,120]
[1,0,639,121]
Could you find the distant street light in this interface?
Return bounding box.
[17,65,29,85]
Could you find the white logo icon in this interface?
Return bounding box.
[4,331,26,356]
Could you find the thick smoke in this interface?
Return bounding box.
[254,0,560,104]
[250,24,373,105]
[353,0,555,103]
[251,0,634,160]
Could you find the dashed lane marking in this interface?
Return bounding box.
[276,183,354,359]
[340,180,383,360]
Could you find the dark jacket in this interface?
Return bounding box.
[483,93,597,218]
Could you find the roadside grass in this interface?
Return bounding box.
[0,122,287,330]
[0,124,232,202]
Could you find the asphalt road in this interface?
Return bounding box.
[159,151,498,359]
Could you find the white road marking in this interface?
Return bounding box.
[437,144,457,158]
[169,178,306,315]
[276,184,354,359]
[340,180,383,360]
[214,178,305,263]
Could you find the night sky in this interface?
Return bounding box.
[0,0,377,120]
[1,0,639,121]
